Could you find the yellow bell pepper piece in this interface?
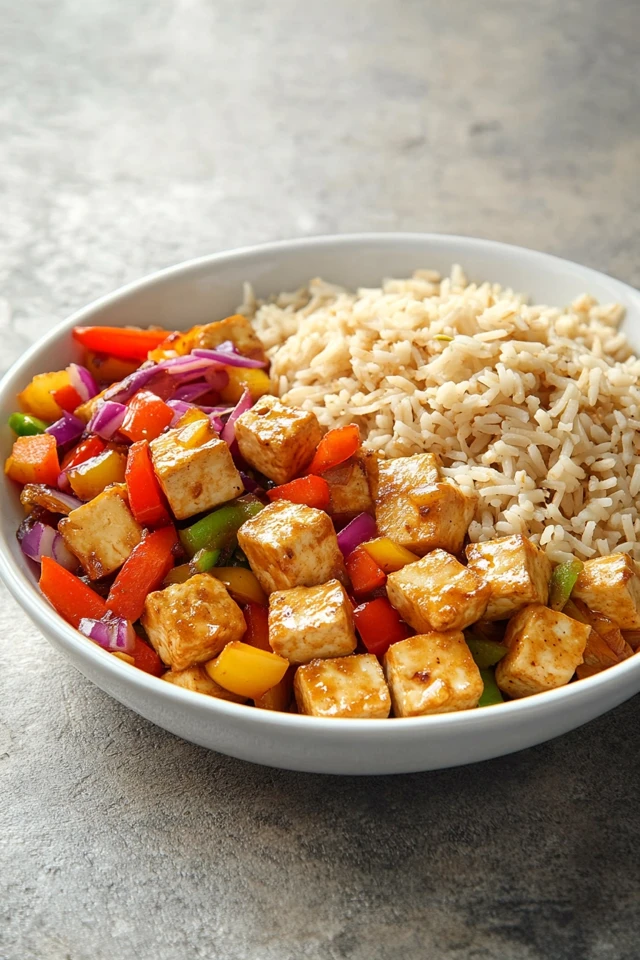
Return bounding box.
[209,567,267,606]
[67,449,127,500]
[205,641,289,699]
[147,327,201,362]
[175,407,209,429]
[361,537,419,572]
[220,367,272,404]
[176,417,214,449]
[18,370,70,422]
[162,563,193,586]
[84,352,140,385]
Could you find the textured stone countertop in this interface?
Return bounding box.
[2,1,640,958]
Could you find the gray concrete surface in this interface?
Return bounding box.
[2,0,640,957]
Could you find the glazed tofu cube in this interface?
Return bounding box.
[294,654,391,718]
[573,553,640,630]
[384,631,483,717]
[466,534,551,621]
[193,314,267,361]
[150,424,243,520]
[269,580,357,664]
[370,454,475,555]
[386,549,490,633]
[325,453,374,520]
[162,665,247,703]
[234,395,323,485]
[238,500,346,595]
[141,574,246,671]
[58,484,143,579]
[495,604,590,698]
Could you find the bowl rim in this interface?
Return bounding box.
[2,230,640,735]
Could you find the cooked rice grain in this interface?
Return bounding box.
[241,267,640,564]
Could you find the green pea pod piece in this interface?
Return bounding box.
[8,412,48,436]
[466,636,508,668]
[549,558,584,611]
[191,548,221,574]
[179,496,264,558]
[478,668,504,707]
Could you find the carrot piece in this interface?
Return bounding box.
[346,546,387,597]
[307,424,360,475]
[106,526,178,622]
[5,434,61,487]
[39,557,108,628]
[125,440,172,527]
[266,474,330,510]
[72,326,173,361]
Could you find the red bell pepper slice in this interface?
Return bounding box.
[120,391,174,443]
[125,440,171,527]
[40,557,108,628]
[5,434,61,487]
[352,597,411,658]
[244,601,270,651]
[266,474,330,510]
[53,383,84,413]
[133,635,164,676]
[61,435,107,472]
[106,525,178,622]
[72,326,173,361]
[307,424,360,475]
[346,546,386,597]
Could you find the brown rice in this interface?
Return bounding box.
[240,266,640,565]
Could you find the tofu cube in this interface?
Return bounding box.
[294,654,391,718]
[370,454,475,555]
[495,604,590,698]
[386,548,490,633]
[150,424,243,520]
[384,631,483,717]
[238,500,346,595]
[465,534,551,621]
[141,574,246,671]
[193,314,267,362]
[162,665,247,703]
[269,579,357,663]
[325,453,374,520]
[573,553,640,629]
[58,483,143,579]
[234,395,323,485]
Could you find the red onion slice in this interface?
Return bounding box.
[88,400,127,439]
[193,347,267,369]
[67,363,99,401]
[104,365,159,404]
[45,412,85,446]
[171,381,216,403]
[78,616,136,654]
[21,521,79,570]
[336,512,378,558]
[221,388,252,446]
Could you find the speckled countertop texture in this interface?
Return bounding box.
[2,1,640,957]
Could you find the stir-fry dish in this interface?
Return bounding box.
[6,311,640,719]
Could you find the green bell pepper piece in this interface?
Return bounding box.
[549,558,584,611]
[478,668,504,707]
[8,412,48,436]
[179,497,264,558]
[191,547,221,574]
[466,636,507,669]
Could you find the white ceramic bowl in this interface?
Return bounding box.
[2,233,640,775]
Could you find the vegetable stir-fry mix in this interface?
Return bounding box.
[7,317,640,718]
